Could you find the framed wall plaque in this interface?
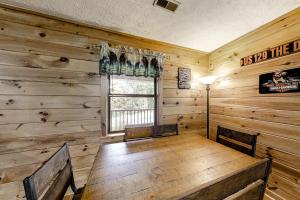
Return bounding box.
[178,68,191,89]
[259,67,300,94]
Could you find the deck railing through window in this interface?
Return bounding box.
[110,109,154,132]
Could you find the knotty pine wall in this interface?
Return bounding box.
[0,5,208,199]
[209,8,300,200]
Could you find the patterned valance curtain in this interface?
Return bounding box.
[99,42,165,78]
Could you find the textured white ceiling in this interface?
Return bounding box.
[1,0,300,52]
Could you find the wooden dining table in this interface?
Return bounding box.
[81,133,264,200]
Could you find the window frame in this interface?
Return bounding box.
[108,75,158,134]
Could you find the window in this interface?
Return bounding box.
[108,75,157,133]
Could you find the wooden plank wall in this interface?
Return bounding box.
[209,8,300,200]
[0,5,209,199]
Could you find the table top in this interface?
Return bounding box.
[81,133,261,200]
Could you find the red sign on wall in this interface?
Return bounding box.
[240,39,300,67]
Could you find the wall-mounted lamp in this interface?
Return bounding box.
[200,75,217,139]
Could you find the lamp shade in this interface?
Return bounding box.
[200,75,217,85]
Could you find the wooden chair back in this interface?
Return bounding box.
[23,143,78,200]
[182,158,272,200]
[216,126,257,156]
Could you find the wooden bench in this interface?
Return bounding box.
[23,143,83,200]
[217,126,257,157]
[124,123,178,141]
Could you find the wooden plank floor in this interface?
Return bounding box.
[81,133,262,200]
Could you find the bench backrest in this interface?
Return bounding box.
[224,179,265,200]
[124,124,178,141]
[124,124,153,141]
[23,143,77,200]
[216,126,257,156]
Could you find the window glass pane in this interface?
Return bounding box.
[110,75,154,94]
[110,97,154,132]
[111,97,154,110]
